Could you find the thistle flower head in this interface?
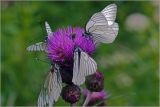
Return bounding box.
[85,71,104,92]
[47,28,74,63]
[74,33,95,54]
[61,84,81,104]
[47,27,95,63]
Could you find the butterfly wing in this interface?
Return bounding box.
[49,64,62,103]
[85,4,118,44]
[45,21,52,38]
[72,48,85,85]
[26,42,47,52]
[37,72,51,107]
[90,23,119,43]
[72,48,97,86]
[37,64,62,107]
[86,12,107,32]
[101,4,117,26]
[26,21,52,52]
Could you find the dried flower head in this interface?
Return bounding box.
[61,84,81,104]
[85,71,104,92]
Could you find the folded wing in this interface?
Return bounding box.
[72,47,97,86]
[37,64,62,107]
[85,4,119,44]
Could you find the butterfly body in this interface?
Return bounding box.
[74,47,82,71]
[82,32,92,38]
[44,36,48,42]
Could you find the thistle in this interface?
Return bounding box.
[61,84,81,104]
[47,27,95,64]
[27,3,119,107]
[85,71,104,92]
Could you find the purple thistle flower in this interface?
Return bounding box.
[47,27,95,63]
[74,34,95,54]
[83,89,108,106]
[47,29,75,62]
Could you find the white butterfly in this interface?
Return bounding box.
[37,64,62,107]
[26,21,52,52]
[72,4,119,86]
[85,4,119,44]
[72,47,97,86]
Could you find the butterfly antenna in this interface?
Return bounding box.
[34,58,50,64]
[107,92,136,101]
[94,94,111,106]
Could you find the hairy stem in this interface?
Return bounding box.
[70,103,76,107]
[82,91,92,107]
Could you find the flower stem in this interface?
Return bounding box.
[82,91,92,107]
[70,103,76,107]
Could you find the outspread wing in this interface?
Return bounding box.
[27,21,52,52]
[26,42,47,52]
[37,64,62,107]
[85,4,118,44]
[72,48,97,86]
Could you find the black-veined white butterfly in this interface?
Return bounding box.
[37,63,62,107]
[26,21,52,52]
[85,4,119,44]
[72,47,97,86]
[72,4,119,86]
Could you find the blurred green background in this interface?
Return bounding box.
[1,1,159,106]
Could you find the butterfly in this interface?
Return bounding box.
[37,63,62,107]
[72,47,97,86]
[72,4,119,86]
[85,4,119,44]
[26,21,52,52]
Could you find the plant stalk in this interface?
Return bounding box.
[82,91,92,107]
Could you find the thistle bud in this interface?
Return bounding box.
[61,84,81,104]
[85,71,104,92]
